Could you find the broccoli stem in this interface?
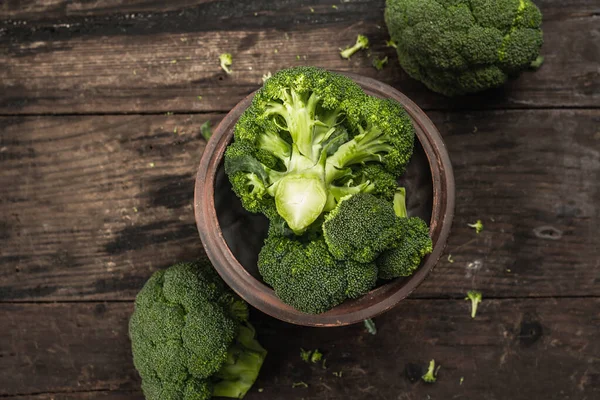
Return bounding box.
[393,188,407,218]
[213,323,267,399]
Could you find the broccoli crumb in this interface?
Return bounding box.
[447,254,454,263]
[364,318,377,335]
[340,35,369,59]
[258,388,264,392]
[468,220,483,234]
[310,7,315,13]
[421,359,438,383]
[372,56,388,71]
[465,290,482,318]
[385,39,397,48]
[301,348,323,364]
[200,121,212,141]
[219,53,233,74]
[460,376,464,385]
[197,95,202,100]
[148,162,155,168]
[292,382,308,388]
[332,5,338,9]
[333,371,343,378]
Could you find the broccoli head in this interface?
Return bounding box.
[258,235,377,314]
[322,193,402,263]
[385,0,544,96]
[225,66,414,234]
[376,217,433,279]
[129,261,267,400]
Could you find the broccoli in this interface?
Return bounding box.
[200,121,212,141]
[421,359,438,383]
[340,34,369,59]
[364,318,377,335]
[129,261,267,400]
[372,56,389,70]
[220,53,233,74]
[376,188,432,279]
[225,66,414,234]
[376,217,433,279]
[468,219,484,233]
[257,234,377,314]
[322,193,402,263]
[385,0,544,96]
[465,290,483,318]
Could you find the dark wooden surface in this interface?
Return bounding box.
[1,0,599,399]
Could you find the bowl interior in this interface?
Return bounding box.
[215,139,433,282]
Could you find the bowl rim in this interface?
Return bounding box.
[194,71,455,327]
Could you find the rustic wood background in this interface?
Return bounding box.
[1,0,598,399]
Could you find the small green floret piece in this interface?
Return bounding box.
[385,0,544,96]
[200,121,212,141]
[465,290,482,318]
[340,34,369,59]
[129,260,267,400]
[421,359,438,383]
[364,318,377,335]
[220,53,233,74]
[468,219,483,234]
[372,56,389,70]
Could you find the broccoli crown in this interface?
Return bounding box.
[258,235,377,314]
[322,193,402,263]
[376,217,433,279]
[129,261,267,400]
[385,0,544,96]
[225,66,415,234]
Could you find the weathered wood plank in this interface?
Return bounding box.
[1,110,598,301]
[9,392,143,400]
[1,0,598,114]
[1,299,598,397]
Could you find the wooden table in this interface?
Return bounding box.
[1,1,598,399]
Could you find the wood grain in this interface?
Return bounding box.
[1,0,598,114]
[1,299,598,398]
[0,110,598,302]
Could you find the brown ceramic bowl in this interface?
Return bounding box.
[194,72,454,327]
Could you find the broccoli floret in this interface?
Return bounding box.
[322,193,402,263]
[129,261,267,400]
[258,234,377,313]
[468,219,484,233]
[372,56,389,70]
[385,0,544,96]
[465,290,482,318]
[376,189,432,279]
[421,359,438,383]
[376,217,433,279]
[225,66,414,234]
[220,53,233,74]
[340,34,370,59]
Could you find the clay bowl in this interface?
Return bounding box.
[195,72,455,327]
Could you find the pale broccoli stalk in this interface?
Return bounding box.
[421,359,438,383]
[364,318,377,335]
[340,35,369,59]
[393,187,407,217]
[385,39,397,48]
[468,219,483,233]
[465,290,482,318]
[220,53,233,74]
